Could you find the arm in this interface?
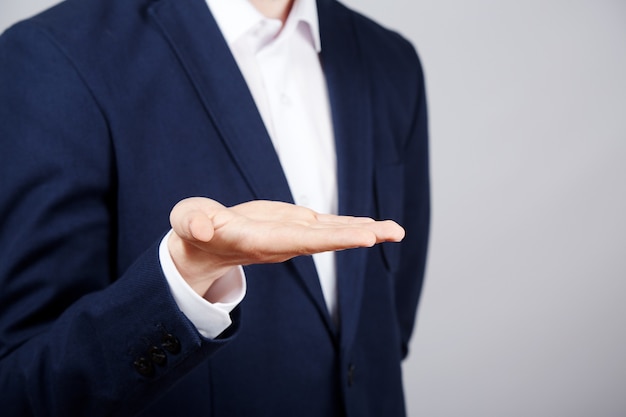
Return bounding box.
[0,22,236,416]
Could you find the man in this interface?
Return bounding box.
[0,0,429,415]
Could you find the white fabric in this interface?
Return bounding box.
[159,231,246,339]
[208,0,338,321]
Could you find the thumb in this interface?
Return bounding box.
[170,197,221,243]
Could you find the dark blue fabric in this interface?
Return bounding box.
[0,0,429,415]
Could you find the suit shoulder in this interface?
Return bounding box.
[334,3,426,116]
[1,0,148,53]
[339,3,423,74]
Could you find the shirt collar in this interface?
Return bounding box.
[206,0,321,52]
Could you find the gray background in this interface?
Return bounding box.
[2,0,625,416]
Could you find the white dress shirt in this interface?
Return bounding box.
[210,0,338,316]
[160,0,339,336]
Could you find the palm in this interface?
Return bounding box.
[168,197,404,293]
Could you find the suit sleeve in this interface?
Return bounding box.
[0,22,237,417]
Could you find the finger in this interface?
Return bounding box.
[187,213,215,242]
[170,208,215,243]
[227,223,369,260]
[310,216,405,243]
[170,197,224,243]
[321,221,405,247]
[282,226,379,255]
[364,220,406,243]
[321,227,378,249]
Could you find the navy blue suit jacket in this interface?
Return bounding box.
[0,0,429,415]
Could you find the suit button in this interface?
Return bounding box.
[161,333,181,354]
[347,364,355,387]
[133,357,154,377]
[148,346,167,366]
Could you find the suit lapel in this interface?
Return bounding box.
[318,0,374,349]
[148,0,292,202]
[148,0,335,333]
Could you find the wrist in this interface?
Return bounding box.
[167,231,230,297]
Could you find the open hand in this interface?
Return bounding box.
[168,197,405,296]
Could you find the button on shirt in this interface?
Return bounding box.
[160,0,339,336]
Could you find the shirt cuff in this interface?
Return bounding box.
[158,230,246,339]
